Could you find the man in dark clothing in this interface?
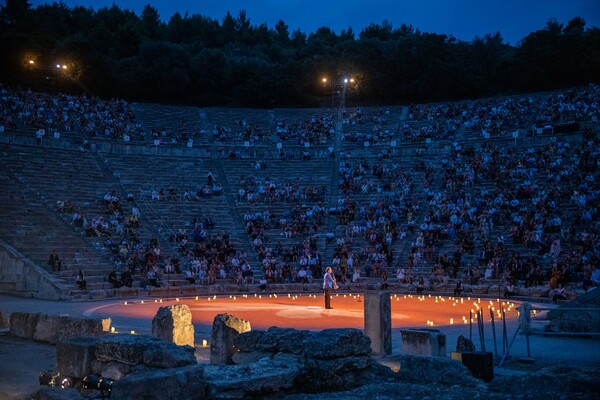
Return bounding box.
[108,271,122,288]
[48,250,62,272]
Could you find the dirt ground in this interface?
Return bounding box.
[0,332,56,400]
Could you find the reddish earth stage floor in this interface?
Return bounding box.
[83,292,519,333]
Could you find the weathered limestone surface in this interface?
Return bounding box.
[56,337,97,378]
[9,312,109,344]
[301,328,372,359]
[456,335,476,353]
[151,304,194,347]
[90,359,132,380]
[233,329,265,352]
[95,334,196,368]
[396,354,484,387]
[229,325,390,395]
[400,328,447,357]
[237,327,371,360]
[231,350,271,365]
[363,291,392,355]
[110,365,206,400]
[254,327,311,354]
[210,313,251,365]
[9,312,40,339]
[0,309,10,328]
[205,355,300,399]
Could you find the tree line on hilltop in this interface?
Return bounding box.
[1,0,599,107]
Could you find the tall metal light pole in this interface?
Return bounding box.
[341,77,355,112]
[322,76,355,112]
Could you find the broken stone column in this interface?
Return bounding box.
[152,304,195,347]
[210,313,251,365]
[400,328,446,357]
[364,291,392,355]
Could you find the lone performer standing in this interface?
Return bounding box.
[323,267,336,309]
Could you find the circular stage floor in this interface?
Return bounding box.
[83,292,519,334]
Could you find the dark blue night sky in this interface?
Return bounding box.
[28,0,600,44]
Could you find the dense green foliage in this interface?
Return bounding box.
[1,0,599,106]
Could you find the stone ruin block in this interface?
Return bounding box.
[254,327,310,354]
[455,335,476,353]
[210,313,251,365]
[151,304,195,347]
[0,309,10,329]
[110,365,206,400]
[91,359,132,380]
[364,291,391,356]
[9,312,109,344]
[396,354,482,386]
[400,328,446,357]
[301,328,372,360]
[57,337,97,378]
[205,355,299,399]
[95,334,196,368]
[9,312,40,339]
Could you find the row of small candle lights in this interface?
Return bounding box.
[118,293,517,328]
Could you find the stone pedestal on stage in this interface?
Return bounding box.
[363,291,391,356]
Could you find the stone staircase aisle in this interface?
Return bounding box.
[0,145,118,297]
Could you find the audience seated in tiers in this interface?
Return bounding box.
[213,118,271,143]
[237,174,325,203]
[0,86,142,140]
[276,113,335,145]
[5,83,600,298]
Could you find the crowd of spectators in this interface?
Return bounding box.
[275,114,335,145]
[236,174,326,203]
[338,159,414,195]
[10,83,598,298]
[0,85,141,140]
[212,118,271,143]
[341,108,397,145]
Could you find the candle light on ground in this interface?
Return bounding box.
[202,340,208,348]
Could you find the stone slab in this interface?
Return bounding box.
[400,328,446,357]
[364,291,392,355]
[56,337,97,378]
